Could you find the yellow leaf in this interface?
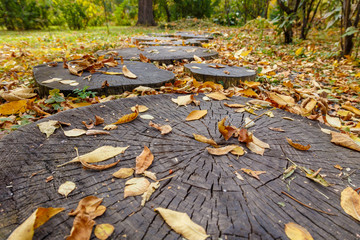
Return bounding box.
[341,187,360,221]
[64,129,87,137]
[238,89,259,97]
[342,104,360,116]
[206,92,229,100]
[112,106,139,124]
[268,92,295,107]
[206,145,238,155]
[112,168,134,179]
[230,146,245,156]
[0,99,28,115]
[57,146,129,167]
[331,131,360,152]
[301,98,317,115]
[285,222,313,240]
[243,81,260,88]
[131,105,149,113]
[37,120,60,138]
[193,133,218,147]
[186,110,207,121]
[94,224,115,240]
[58,181,76,197]
[155,207,209,240]
[355,72,360,78]
[122,65,137,79]
[8,207,64,240]
[218,117,238,140]
[141,181,160,206]
[295,47,304,56]
[124,177,150,198]
[68,101,92,108]
[325,114,342,128]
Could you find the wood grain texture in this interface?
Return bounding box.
[139,39,205,47]
[184,63,256,88]
[175,32,214,40]
[96,46,218,64]
[0,94,359,239]
[33,61,174,97]
[131,36,177,44]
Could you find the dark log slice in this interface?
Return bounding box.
[0,94,359,239]
[185,63,257,88]
[131,36,177,44]
[33,61,174,97]
[96,46,218,64]
[175,31,214,40]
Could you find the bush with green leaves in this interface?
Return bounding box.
[113,0,138,26]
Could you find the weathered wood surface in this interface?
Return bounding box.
[131,36,176,44]
[0,94,359,239]
[139,39,205,47]
[175,31,214,40]
[97,46,218,64]
[185,63,257,88]
[33,61,174,96]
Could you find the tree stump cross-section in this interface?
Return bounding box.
[96,46,219,64]
[33,61,175,97]
[0,94,359,239]
[184,63,257,88]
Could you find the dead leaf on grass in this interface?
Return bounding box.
[325,115,341,128]
[135,146,154,174]
[186,110,207,121]
[0,99,28,115]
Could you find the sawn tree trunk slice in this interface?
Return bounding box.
[185,63,257,88]
[139,39,206,47]
[131,36,177,44]
[33,61,174,97]
[96,46,218,64]
[0,94,359,239]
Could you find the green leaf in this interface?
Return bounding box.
[283,165,296,180]
[303,167,332,187]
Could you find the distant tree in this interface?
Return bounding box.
[275,0,301,43]
[137,0,156,25]
[341,0,360,56]
[300,0,322,40]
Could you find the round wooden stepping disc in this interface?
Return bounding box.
[33,61,174,96]
[0,94,358,239]
[131,36,176,44]
[185,63,256,88]
[97,46,218,64]
[175,31,214,40]
[139,39,203,47]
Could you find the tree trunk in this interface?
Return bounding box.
[341,0,360,56]
[137,0,156,26]
[162,0,171,22]
[284,26,293,43]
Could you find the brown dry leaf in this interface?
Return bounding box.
[186,110,208,121]
[269,127,285,132]
[58,146,129,167]
[155,207,209,240]
[230,146,245,156]
[141,181,160,206]
[122,65,137,79]
[238,128,251,143]
[268,92,295,107]
[66,208,95,240]
[103,124,118,130]
[0,99,28,115]
[100,71,122,75]
[94,224,115,240]
[342,104,360,116]
[193,55,203,62]
[241,168,266,180]
[224,102,246,108]
[135,146,154,174]
[301,98,317,115]
[284,222,314,240]
[334,164,343,170]
[80,157,120,171]
[95,115,104,125]
[58,181,76,197]
[206,92,229,100]
[124,177,150,198]
[247,99,272,107]
[340,187,360,221]
[206,145,238,155]
[246,142,265,155]
[149,121,172,135]
[139,53,150,63]
[1,88,37,101]
[331,131,360,152]
[112,168,134,179]
[286,138,311,151]
[193,133,218,147]
[37,120,60,138]
[131,105,149,113]
[64,129,87,137]
[69,196,103,216]
[112,106,139,125]
[218,117,238,141]
[86,130,110,136]
[171,95,199,106]
[325,115,341,128]
[82,119,94,129]
[8,207,64,240]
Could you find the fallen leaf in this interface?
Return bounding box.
[325,115,341,128]
[60,80,78,85]
[143,171,157,181]
[268,92,295,107]
[301,98,317,115]
[82,119,94,129]
[8,207,64,240]
[124,177,150,198]
[252,135,270,149]
[224,102,245,108]
[140,114,154,120]
[243,81,260,88]
[122,65,137,79]
[1,88,37,101]
[80,157,120,171]
[66,207,95,240]
[206,92,229,100]
[58,181,76,197]
[94,224,114,240]
[235,171,244,180]
[68,195,104,218]
[112,106,139,125]
[100,71,122,75]
[171,95,199,106]
[230,146,245,156]
[334,164,343,170]
[186,110,207,121]
[37,120,60,138]
[244,117,255,128]
[331,131,360,152]
[282,117,294,121]
[112,168,134,179]
[342,104,360,116]
[86,130,110,135]
[193,133,218,147]
[193,55,203,62]
[283,165,296,179]
[340,187,360,221]
[64,129,87,137]
[139,53,150,63]
[135,146,154,174]
[45,176,53,182]
[155,207,209,240]
[58,146,129,167]
[42,78,62,84]
[149,121,172,135]
[206,145,238,155]
[241,168,266,180]
[238,89,259,97]
[286,138,311,151]
[209,64,225,68]
[103,124,118,130]
[218,117,238,140]
[284,222,314,240]
[246,141,266,155]
[247,99,271,107]
[303,167,332,187]
[320,128,332,134]
[0,99,28,115]
[95,115,104,125]
[131,105,149,113]
[141,181,160,206]
[269,127,285,132]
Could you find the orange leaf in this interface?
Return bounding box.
[69,196,104,217]
[342,104,360,116]
[66,207,95,240]
[186,110,208,121]
[218,117,238,141]
[331,131,360,152]
[268,92,295,107]
[238,89,258,97]
[241,168,266,180]
[135,146,154,174]
[193,133,218,147]
[243,81,260,88]
[149,121,172,135]
[112,106,139,125]
[95,115,104,125]
[122,65,137,79]
[139,53,150,63]
[286,138,311,150]
[0,99,28,115]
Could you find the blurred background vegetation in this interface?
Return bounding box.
[0,0,359,56]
